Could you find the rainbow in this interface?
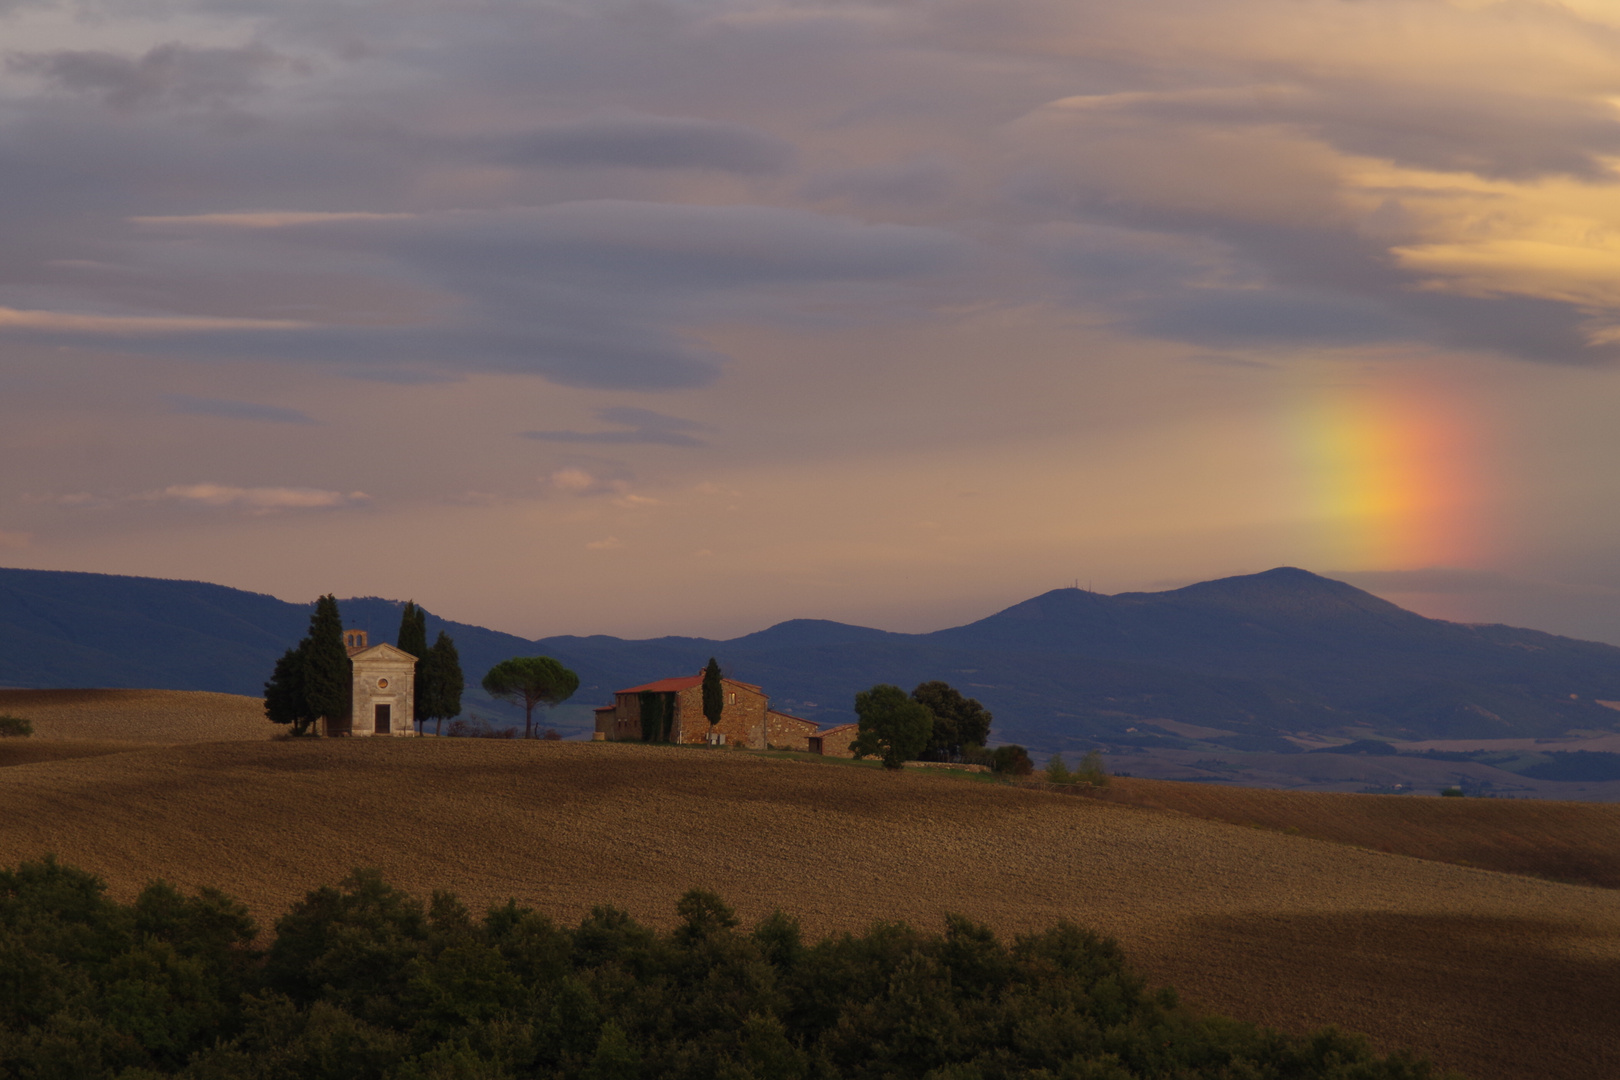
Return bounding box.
[1291,378,1487,569]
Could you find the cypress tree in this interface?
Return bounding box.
[303,595,351,734]
[397,601,429,731]
[701,657,724,740]
[421,631,464,736]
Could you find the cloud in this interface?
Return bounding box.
[7,42,301,111]
[0,530,30,550]
[800,156,956,205]
[544,466,633,497]
[132,212,414,229]
[137,484,369,513]
[4,202,966,389]
[585,535,624,550]
[0,308,307,334]
[520,406,706,447]
[165,394,318,424]
[23,492,109,508]
[506,112,794,173]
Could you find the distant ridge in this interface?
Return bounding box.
[4,565,1620,748]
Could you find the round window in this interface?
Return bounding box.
[377,678,389,689]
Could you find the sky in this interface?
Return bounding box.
[4,0,1620,644]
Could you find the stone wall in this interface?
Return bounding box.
[765,710,819,751]
[594,679,772,747]
[347,649,417,736]
[812,723,859,757]
[672,681,770,747]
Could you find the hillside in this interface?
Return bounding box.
[0,739,1615,1080]
[8,565,1620,748]
[0,688,270,743]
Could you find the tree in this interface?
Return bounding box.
[701,657,724,738]
[1075,749,1110,787]
[397,601,428,731]
[481,656,579,739]
[991,745,1034,776]
[263,643,315,736]
[849,684,934,770]
[1045,753,1073,785]
[420,631,464,736]
[304,595,352,732]
[264,595,350,736]
[910,681,992,761]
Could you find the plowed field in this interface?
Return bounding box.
[0,688,270,742]
[1,738,1616,1080]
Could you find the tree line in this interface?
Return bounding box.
[0,856,1454,1080]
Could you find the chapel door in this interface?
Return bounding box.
[374,703,392,735]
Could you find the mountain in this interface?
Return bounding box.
[5,565,1620,748]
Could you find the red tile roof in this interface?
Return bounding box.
[618,675,703,694]
[616,674,763,695]
[816,723,858,735]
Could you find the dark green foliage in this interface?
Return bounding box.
[910,682,992,761]
[990,745,1034,776]
[0,858,1461,1080]
[638,692,674,743]
[481,656,579,739]
[421,632,466,736]
[304,595,352,731]
[263,596,351,736]
[0,714,32,737]
[398,602,429,730]
[0,856,259,1078]
[263,644,314,735]
[849,684,935,769]
[702,657,725,731]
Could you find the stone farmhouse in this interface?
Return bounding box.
[322,630,417,737]
[593,672,852,754]
[807,723,859,757]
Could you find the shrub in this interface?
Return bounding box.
[1440,786,1464,797]
[542,728,562,741]
[0,859,1461,1080]
[959,744,994,767]
[1044,754,1073,785]
[1076,749,1111,787]
[445,716,517,739]
[990,745,1034,776]
[0,714,32,737]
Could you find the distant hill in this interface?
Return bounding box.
[5,565,1620,747]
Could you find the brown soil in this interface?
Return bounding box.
[1094,775,1620,888]
[0,688,271,743]
[0,739,153,768]
[0,739,1616,1080]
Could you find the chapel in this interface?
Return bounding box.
[326,629,417,736]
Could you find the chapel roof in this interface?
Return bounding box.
[347,641,419,662]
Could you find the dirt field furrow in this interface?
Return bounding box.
[1,736,1617,1080]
